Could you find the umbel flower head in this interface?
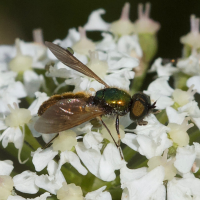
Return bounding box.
[1,2,200,200]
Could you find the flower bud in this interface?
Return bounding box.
[0,175,14,200]
[72,27,95,56]
[168,118,193,147]
[9,39,32,73]
[52,130,77,152]
[147,149,177,181]
[109,3,134,36]
[57,182,83,200]
[5,103,31,128]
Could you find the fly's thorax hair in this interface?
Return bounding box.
[38,91,90,116]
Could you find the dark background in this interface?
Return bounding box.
[0,0,200,59]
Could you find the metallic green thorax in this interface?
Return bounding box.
[94,88,131,116]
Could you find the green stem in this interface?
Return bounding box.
[130,62,148,95]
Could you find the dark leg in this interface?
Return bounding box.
[98,116,124,159]
[42,133,59,149]
[115,115,121,146]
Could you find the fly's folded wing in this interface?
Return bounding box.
[34,98,104,133]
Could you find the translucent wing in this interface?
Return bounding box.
[45,41,109,88]
[34,98,104,133]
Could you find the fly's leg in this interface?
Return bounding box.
[98,116,124,160]
[42,133,59,149]
[115,115,121,146]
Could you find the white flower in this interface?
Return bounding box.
[32,147,58,172]
[8,39,45,97]
[177,52,200,76]
[72,27,95,56]
[174,143,200,174]
[171,86,200,129]
[122,114,172,159]
[117,34,143,58]
[0,160,14,175]
[144,76,174,109]
[35,160,65,194]
[85,186,112,200]
[134,3,160,34]
[167,176,200,200]
[0,92,48,163]
[120,165,165,200]
[76,128,125,181]
[84,9,110,31]
[149,58,179,77]
[0,45,15,71]
[166,107,187,125]
[47,50,137,92]
[13,171,39,194]
[0,103,31,156]
[167,117,193,147]
[0,70,17,87]
[187,76,200,93]
[180,15,200,49]
[147,149,177,181]
[0,79,27,113]
[27,92,49,138]
[57,150,88,176]
[32,129,87,176]
[109,3,134,36]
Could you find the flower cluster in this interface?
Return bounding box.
[0,2,200,200]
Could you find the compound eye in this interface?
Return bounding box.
[130,100,145,120]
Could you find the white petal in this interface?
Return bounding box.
[121,133,138,151]
[35,175,63,195]
[145,77,174,96]
[7,196,25,200]
[174,146,196,174]
[7,81,27,99]
[58,150,88,175]
[166,107,187,124]
[0,119,7,130]
[120,165,147,187]
[124,115,172,158]
[32,147,58,172]
[107,51,139,70]
[0,127,23,149]
[124,166,165,200]
[146,92,174,110]
[27,116,42,137]
[28,92,49,116]
[187,76,200,93]
[85,186,112,200]
[192,117,200,129]
[0,160,14,175]
[13,171,39,194]
[28,192,51,200]
[83,131,103,151]
[23,70,43,98]
[144,77,174,109]
[42,133,57,143]
[168,177,200,200]
[117,35,143,58]
[47,160,66,183]
[84,9,110,31]
[75,142,101,177]
[150,185,166,200]
[99,143,126,181]
[96,33,116,52]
